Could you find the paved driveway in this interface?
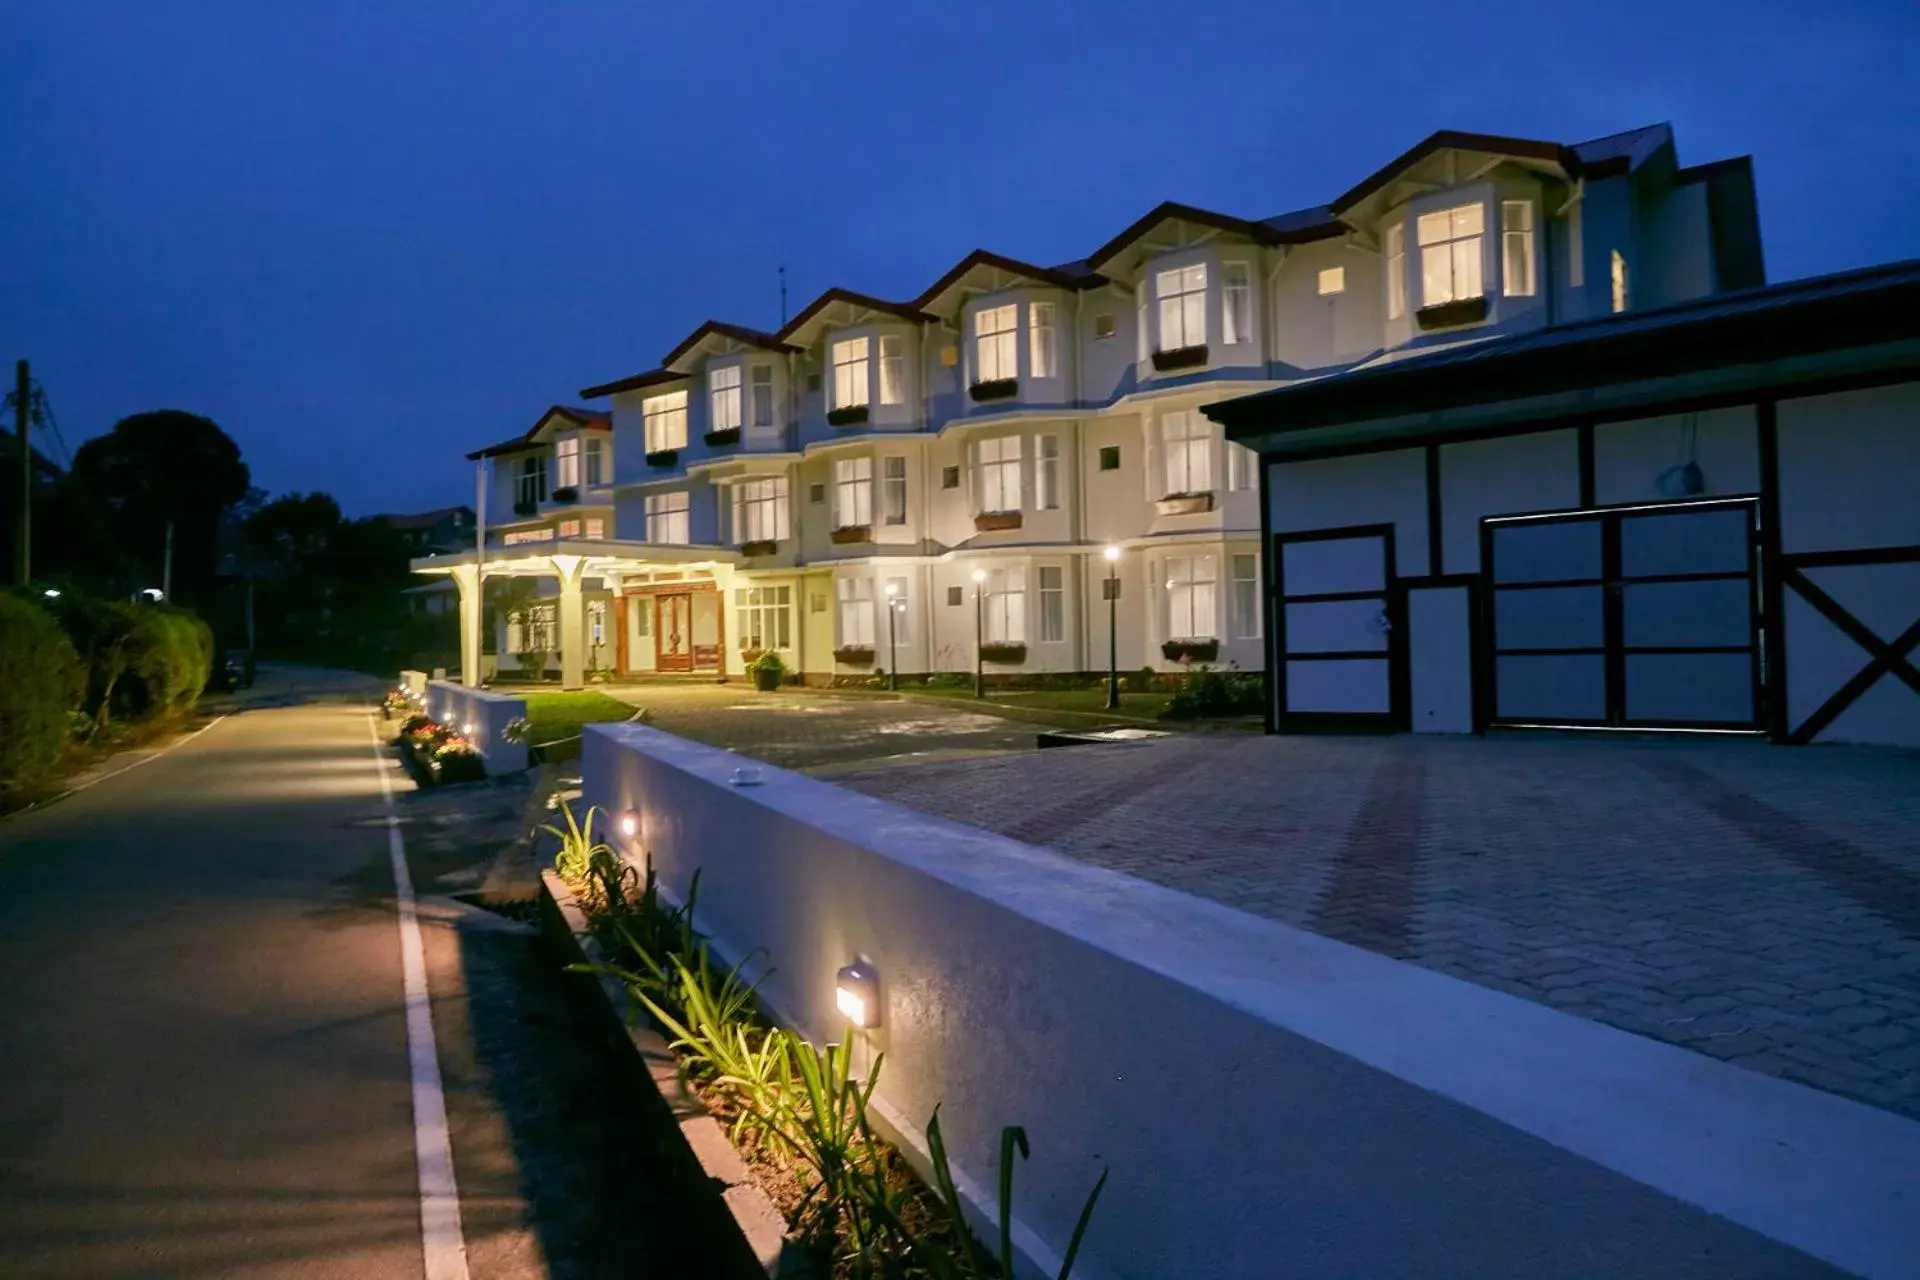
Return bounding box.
[598,684,1040,772]
[840,732,1920,1120]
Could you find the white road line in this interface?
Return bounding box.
[365,712,471,1280]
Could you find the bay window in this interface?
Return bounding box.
[710,365,743,433]
[750,365,775,428]
[974,304,1017,382]
[1161,410,1212,496]
[1222,262,1252,345]
[1502,200,1536,297]
[733,477,788,544]
[515,454,547,507]
[837,576,875,646]
[644,390,689,453]
[584,436,606,486]
[1165,554,1217,640]
[878,335,905,405]
[1416,203,1485,306]
[1230,553,1260,639]
[1156,263,1207,350]
[644,490,689,544]
[735,585,792,651]
[1036,435,1060,510]
[555,437,581,488]
[1385,222,1406,320]
[833,456,872,528]
[832,337,870,409]
[1030,301,1057,377]
[1037,565,1064,642]
[1227,442,1257,492]
[982,567,1025,643]
[881,456,907,525]
[976,435,1023,513]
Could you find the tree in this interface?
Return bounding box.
[68,410,250,607]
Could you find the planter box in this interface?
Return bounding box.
[979,642,1027,665]
[512,499,539,517]
[974,510,1022,532]
[550,485,578,505]
[1416,296,1489,329]
[1151,344,1208,372]
[969,377,1018,402]
[834,645,875,666]
[739,538,779,557]
[752,664,782,692]
[703,428,741,447]
[645,448,680,468]
[1163,638,1220,663]
[827,405,870,427]
[830,525,872,545]
[1156,492,1215,517]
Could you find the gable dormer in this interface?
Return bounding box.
[915,250,1096,411]
[660,320,799,451]
[776,288,931,439]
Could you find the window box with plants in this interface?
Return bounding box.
[826,404,869,427]
[973,510,1022,532]
[968,377,1018,403]
[830,524,872,545]
[1155,492,1214,517]
[550,485,578,505]
[1415,295,1489,329]
[1151,344,1208,372]
[979,641,1027,665]
[1162,637,1219,663]
[703,427,740,447]
[746,649,786,691]
[512,498,540,517]
[645,448,679,468]
[833,644,875,666]
[740,538,779,557]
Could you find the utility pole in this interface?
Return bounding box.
[14,359,28,588]
[779,265,788,325]
[161,519,174,601]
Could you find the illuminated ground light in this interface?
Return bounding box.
[835,961,880,1028]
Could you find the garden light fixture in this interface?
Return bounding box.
[42,587,60,598]
[1103,545,1122,710]
[971,568,987,699]
[617,811,639,838]
[836,961,880,1028]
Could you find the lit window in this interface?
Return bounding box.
[832,337,870,409]
[750,365,775,428]
[1502,200,1536,297]
[555,437,581,488]
[584,436,606,486]
[975,435,1023,514]
[710,365,743,433]
[833,456,872,528]
[1384,222,1406,320]
[1165,554,1217,640]
[1037,565,1064,642]
[1161,410,1212,497]
[1416,203,1485,306]
[881,456,907,526]
[733,477,789,544]
[1155,263,1207,350]
[558,518,581,537]
[515,454,547,506]
[1030,301,1057,377]
[735,584,792,651]
[1036,435,1060,510]
[982,566,1026,643]
[883,575,910,643]
[1222,262,1252,345]
[1317,266,1345,296]
[503,527,553,545]
[584,517,605,539]
[1611,250,1630,313]
[644,390,689,453]
[644,491,689,544]
[877,335,905,405]
[1230,553,1260,639]
[1227,442,1257,492]
[836,576,875,646]
[974,304,1018,382]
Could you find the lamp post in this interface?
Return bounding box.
[1103,544,1121,710]
[883,580,899,691]
[971,568,987,699]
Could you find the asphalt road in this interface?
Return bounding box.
[0,667,694,1279]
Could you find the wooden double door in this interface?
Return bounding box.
[616,587,722,674]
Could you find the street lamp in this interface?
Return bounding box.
[883,580,899,691]
[1103,545,1122,710]
[971,568,987,699]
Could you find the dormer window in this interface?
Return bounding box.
[1417,204,1485,306]
[750,365,775,428]
[1030,302,1058,377]
[1384,223,1407,320]
[1222,263,1252,345]
[644,390,689,453]
[832,337,870,410]
[584,436,605,486]
[1501,200,1536,297]
[878,336,905,405]
[974,305,1018,382]
[1156,264,1207,350]
[555,436,581,488]
[710,365,742,434]
[515,454,547,507]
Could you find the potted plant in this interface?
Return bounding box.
[1156,492,1215,516]
[748,650,786,691]
[550,485,579,504]
[1151,344,1208,372]
[833,644,875,666]
[512,498,539,517]
[645,448,679,468]
[1416,296,1489,329]
[830,524,872,544]
[969,377,1018,402]
[703,427,741,447]
[1162,638,1220,663]
[827,404,870,427]
[740,538,779,557]
[979,641,1027,664]
[974,510,1022,532]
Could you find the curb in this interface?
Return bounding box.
[536,869,799,1278]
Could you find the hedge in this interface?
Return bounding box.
[45,595,214,727]
[0,593,84,795]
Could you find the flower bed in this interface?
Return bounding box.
[395,713,487,784]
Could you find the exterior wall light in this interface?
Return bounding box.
[836,961,881,1028]
[617,811,639,838]
[462,722,475,736]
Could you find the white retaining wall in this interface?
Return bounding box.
[582,722,1920,1280]
[424,679,529,775]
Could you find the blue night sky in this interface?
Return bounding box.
[4,1,1916,516]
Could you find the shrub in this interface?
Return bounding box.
[1160,665,1265,720]
[0,593,83,795]
[924,671,971,690]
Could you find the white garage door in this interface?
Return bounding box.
[1485,498,1760,729]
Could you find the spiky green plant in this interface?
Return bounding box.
[543,799,612,886]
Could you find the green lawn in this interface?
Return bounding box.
[910,686,1175,719]
[521,690,638,754]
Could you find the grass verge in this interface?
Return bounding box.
[523,691,641,760]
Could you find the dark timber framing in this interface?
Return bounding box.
[1270,523,1407,733]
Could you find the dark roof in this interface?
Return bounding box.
[1085,200,1342,271]
[372,506,473,530]
[913,249,1104,313]
[661,320,798,369]
[1207,258,1920,441]
[577,366,688,401]
[775,287,933,342]
[466,405,612,459]
[1329,124,1673,214]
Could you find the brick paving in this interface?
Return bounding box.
[837,733,1920,1120]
